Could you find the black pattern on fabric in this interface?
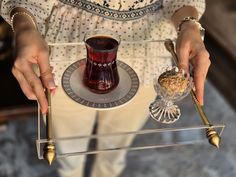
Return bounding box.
[59,0,163,21]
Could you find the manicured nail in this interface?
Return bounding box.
[50,86,57,96]
[48,80,56,89]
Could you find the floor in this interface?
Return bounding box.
[0,81,235,177]
[201,0,236,110]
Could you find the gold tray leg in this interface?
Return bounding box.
[43,89,56,165]
[164,39,221,148]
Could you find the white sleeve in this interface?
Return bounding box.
[162,0,206,20]
[0,0,57,33]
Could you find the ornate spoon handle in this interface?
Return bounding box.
[164,39,221,148]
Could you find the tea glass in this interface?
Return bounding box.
[83,29,121,94]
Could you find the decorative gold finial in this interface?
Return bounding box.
[164,39,222,148]
[43,141,56,165]
[206,127,221,148]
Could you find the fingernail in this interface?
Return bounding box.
[29,94,37,100]
[197,96,204,106]
[200,99,204,106]
[48,80,56,89]
[41,108,47,114]
[50,86,57,96]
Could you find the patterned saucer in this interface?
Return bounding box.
[62,59,139,110]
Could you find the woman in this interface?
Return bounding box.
[1,0,210,177]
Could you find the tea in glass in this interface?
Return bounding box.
[83,30,120,94]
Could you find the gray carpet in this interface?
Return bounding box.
[0,81,235,177]
[122,81,236,177]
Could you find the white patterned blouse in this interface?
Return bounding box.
[1,0,205,86]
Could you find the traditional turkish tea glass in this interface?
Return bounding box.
[83,29,120,94]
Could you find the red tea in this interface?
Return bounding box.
[83,36,120,93]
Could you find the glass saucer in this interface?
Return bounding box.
[61,59,139,110]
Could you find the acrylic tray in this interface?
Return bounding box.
[36,40,225,163]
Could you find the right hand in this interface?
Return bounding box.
[12,28,56,114]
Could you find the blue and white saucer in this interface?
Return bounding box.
[62,59,139,110]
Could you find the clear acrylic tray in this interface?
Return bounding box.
[36,40,225,162]
[36,122,225,160]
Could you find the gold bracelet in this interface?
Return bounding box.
[177,16,205,40]
[10,11,37,33]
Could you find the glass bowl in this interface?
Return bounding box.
[149,66,193,124]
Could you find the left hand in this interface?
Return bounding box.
[176,21,211,105]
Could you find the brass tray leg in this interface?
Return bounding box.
[164,39,221,148]
[43,89,56,165]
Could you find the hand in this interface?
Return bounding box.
[176,22,211,105]
[12,28,56,113]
